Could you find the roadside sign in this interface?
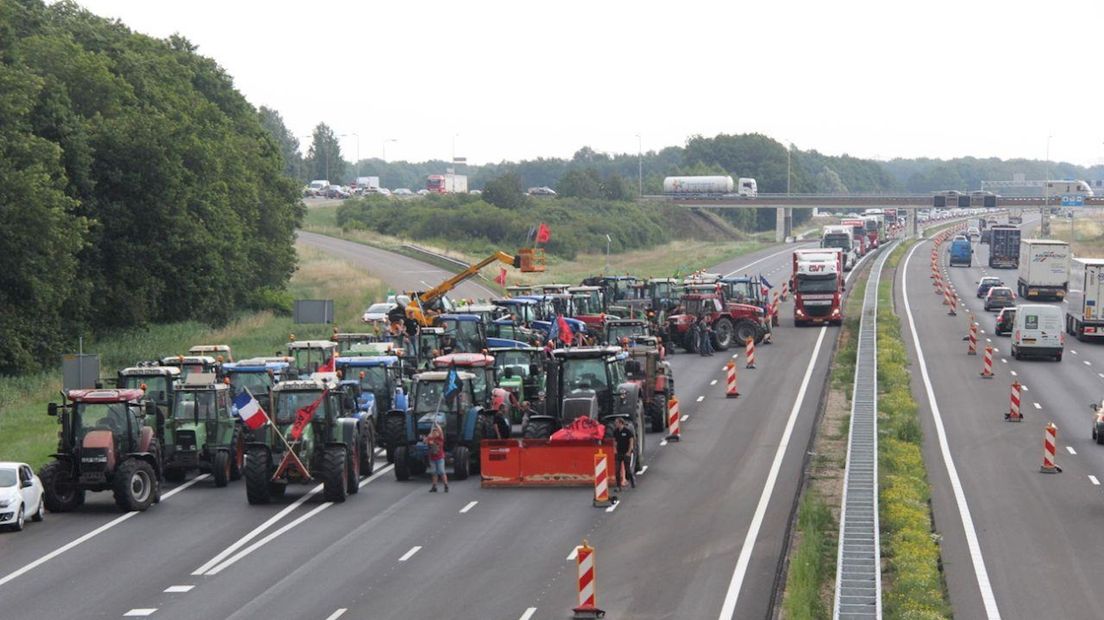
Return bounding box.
[293,299,335,324]
[1061,195,1084,207]
[62,354,100,391]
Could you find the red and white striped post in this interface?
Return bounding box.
[572,540,604,618]
[946,289,957,316]
[1041,423,1061,473]
[967,321,978,355]
[770,292,781,328]
[780,281,789,301]
[745,337,756,369]
[1006,380,1022,422]
[666,398,681,442]
[980,345,994,378]
[934,274,944,295]
[592,453,610,507]
[725,361,740,398]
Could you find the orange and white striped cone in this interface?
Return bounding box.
[744,337,756,369]
[1041,423,1061,473]
[666,398,681,442]
[934,274,944,295]
[967,321,978,355]
[946,289,957,316]
[572,540,604,618]
[1006,380,1023,422]
[592,453,610,507]
[725,361,740,398]
[780,282,789,301]
[980,345,994,378]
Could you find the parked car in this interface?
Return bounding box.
[416,189,430,196]
[393,188,414,196]
[323,185,351,199]
[984,287,1016,312]
[977,276,1003,298]
[967,227,980,240]
[527,186,557,196]
[362,302,398,323]
[995,307,1016,336]
[0,462,44,531]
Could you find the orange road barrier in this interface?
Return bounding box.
[665,398,681,442]
[980,345,994,378]
[946,289,957,316]
[725,361,740,398]
[967,321,978,355]
[479,439,616,488]
[593,452,610,507]
[1006,380,1022,422]
[780,281,789,301]
[1041,423,1061,473]
[572,540,605,619]
[745,337,756,369]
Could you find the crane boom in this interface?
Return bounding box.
[405,251,520,326]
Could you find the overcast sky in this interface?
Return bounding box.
[74,0,1104,166]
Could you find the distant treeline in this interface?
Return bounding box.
[1,1,303,374]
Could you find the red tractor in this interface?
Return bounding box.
[666,292,767,352]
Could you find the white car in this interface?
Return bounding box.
[362,301,398,323]
[0,462,44,531]
[393,188,414,196]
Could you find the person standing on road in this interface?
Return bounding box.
[426,423,448,493]
[697,314,714,356]
[612,417,636,491]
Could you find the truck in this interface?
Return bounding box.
[792,249,844,326]
[426,173,468,194]
[1018,239,1071,300]
[862,213,884,249]
[820,225,857,271]
[949,236,973,267]
[661,176,757,197]
[354,176,380,191]
[988,225,1021,268]
[841,218,868,256]
[1066,258,1104,340]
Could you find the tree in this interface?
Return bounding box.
[556,168,603,199]
[601,172,631,200]
[259,106,304,181]
[815,166,848,193]
[306,123,345,183]
[482,172,526,210]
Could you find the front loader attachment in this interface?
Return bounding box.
[480,439,615,487]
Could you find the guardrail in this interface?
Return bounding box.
[399,243,493,285]
[833,240,896,619]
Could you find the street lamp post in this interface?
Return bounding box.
[635,134,643,197]
[605,234,612,275]
[1043,135,1052,236]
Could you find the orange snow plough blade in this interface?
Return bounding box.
[480,439,616,487]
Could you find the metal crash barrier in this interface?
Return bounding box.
[481,439,616,487]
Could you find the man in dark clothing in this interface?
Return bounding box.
[612,417,636,491]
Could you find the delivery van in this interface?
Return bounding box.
[1011,304,1064,361]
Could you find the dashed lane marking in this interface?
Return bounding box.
[520,608,538,620]
[1090,475,1100,486]
[324,610,347,620]
[681,415,689,422]
[696,395,705,403]
[163,585,194,593]
[1001,359,1007,364]
[605,501,620,513]
[711,379,718,386]
[639,465,649,475]
[1067,446,1077,455]
[1033,403,1042,409]
[660,439,669,447]
[123,611,157,617]
[567,546,580,561]
[1022,385,1029,391]
[459,501,478,514]
[398,546,422,562]
[1072,350,1079,355]
[1010,370,1018,376]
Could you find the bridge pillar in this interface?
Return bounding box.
[775,208,786,242]
[784,208,793,240]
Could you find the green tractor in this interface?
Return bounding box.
[244,379,362,504]
[162,374,245,487]
[117,364,181,420]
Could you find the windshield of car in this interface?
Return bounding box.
[119,376,170,402]
[0,470,16,487]
[173,390,218,420]
[797,274,838,294]
[272,390,324,424]
[562,358,609,392]
[228,371,273,397]
[77,402,132,433]
[980,278,1000,286]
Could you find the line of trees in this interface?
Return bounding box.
[1,0,303,374]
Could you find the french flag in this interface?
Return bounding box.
[232,390,269,430]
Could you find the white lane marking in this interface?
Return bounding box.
[638,465,649,475]
[717,325,828,618]
[711,379,718,386]
[986,338,992,343]
[124,610,157,617]
[459,501,478,514]
[1010,371,1018,377]
[696,395,705,403]
[1072,350,1079,355]
[605,501,620,513]
[1021,385,1029,392]
[204,464,394,575]
[660,439,669,447]
[520,608,538,620]
[1001,359,1007,364]
[681,415,689,422]
[732,353,739,359]
[723,245,807,278]
[567,546,581,561]
[398,546,422,562]
[324,609,347,620]
[0,474,209,589]
[980,329,986,334]
[1090,475,1100,486]
[1033,403,1041,410]
[901,241,1001,620]
[164,585,194,593]
[1067,446,1077,455]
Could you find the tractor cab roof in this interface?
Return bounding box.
[436,313,482,323]
[223,360,289,373]
[646,277,679,284]
[551,346,624,360]
[488,346,541,354]
[336,355,400,367]
[239,356,294,365]
[272,379,329,393]
[494,298,538,306]
[568,285,601,292]
[432,353,495,368]
[67,388,146,404]
[286,340,338,350]
[346,342,399,356]
[606,319,647,327]
[418,327,446,334]
[414,370,477,382]
[188,344,232,360]
[119,365,181,378]
[162,355,217,366]
[179,373,229,391]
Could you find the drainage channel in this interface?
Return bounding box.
[833,241,895,620]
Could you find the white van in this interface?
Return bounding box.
[1011,304,1065,361]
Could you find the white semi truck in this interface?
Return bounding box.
[791,248,843,327]
[1066,258,1104,340]
[820,225,857,271]
[1017,239,1071,300]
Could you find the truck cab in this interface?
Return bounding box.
[821,225,857,271]
[792,249,843,326]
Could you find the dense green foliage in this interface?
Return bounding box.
[883,156,1104,193]
[0,0,303,375]
[259,106,305,180]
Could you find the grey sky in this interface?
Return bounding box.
[76,0,1104,166]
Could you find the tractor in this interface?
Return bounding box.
[604,319,651,346]
[332,332,380,353]
[620,337,676,432]
[336,355,407,463]
[720,275,776,330]
[285,339,339,377]
[389,370,495,481]
[117,364,181,418]
[488,346,547,423]
[39,388,163,512]
[222,358,290,415]
[162,374,244,487]
[161,355,220,380]
[666,292,766,352]
[331,380,379,476]
[430,353,517,429]
[244,379,362,504]
[581,275,639,305]
[522,347,646,469]
[434,313,487,353]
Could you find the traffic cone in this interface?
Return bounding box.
[572,541,605,619]
[725,361,740,398]
[980,345,994,378]
[1005,380,1022,422]
[780,282,789,301]
[1041,423,1061,473]
[592,452,610,507]
[744,337,756,369]
[967,321,978,355]
[946,289,957,316]
[666,398,681,442]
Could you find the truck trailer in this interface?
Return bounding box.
[988,225,1021,268]
[1018,239,1071,300]
[426,173,468,194]
[1066,258,1104,340]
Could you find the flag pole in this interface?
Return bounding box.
[246,387,312,479]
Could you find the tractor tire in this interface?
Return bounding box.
[245,448,273,505]
[360,425,376,476]
[112,459,156,512]
[163,467,186,483]
[522,419,554,439]
[734,320,758,349]
[346,444,361,495]
[475,412,496,442]
[382,416,406,464]
[269,482,287,498]
[212,450,231,488]
[230,428,245,481]
[40,461,83,513]
[650,395,667,433]
[713,317,734,351]
[322,447,348,503]
[394,446,412,481]
[453,446,471,481]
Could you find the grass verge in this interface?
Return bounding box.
[0,243,385,469]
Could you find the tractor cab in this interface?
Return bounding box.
[489,346,546,421]
[222,359,289,412]
[605,319,650,346]
[335,355,405,416]
[493,298,540,324]
[568,286,605,313]
[332,332,380,353]
[188,344,233,363]
[506,285,536,298]
[286,340,338,377]
[161,355,220,381]
[720,276,768,309]
[487,318,539,347]
[582,275,639,305]
[163,374,242,486]
[434,314,487,354]
[117,365,181,412]
[641,278,680,312]
[450,302,499,324]
[540,283,573,295]
[431,353,498,408]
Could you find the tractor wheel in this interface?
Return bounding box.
[734,320,758,349]
[522,419,554,439]
[112,459,156,512]
[245,447,272,505]
[230,428,245,481]
[269,482,287,498]
[453,446,471,481]
[475,412,496,442]
[346,444,361,495]
[382,416,406,464]
[394,446,411,481]
[40,461,82,513]
[360,425,376,476]
[212,450,231,488]
[650,395,667,433]
[163,467,186,483]
[322,447,348,503]
[713,317,734,350]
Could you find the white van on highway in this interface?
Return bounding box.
[1011,304,1064,361]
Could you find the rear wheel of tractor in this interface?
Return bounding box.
[650,395,667,433]
[453,446,470,481]
[361,425,376,476]
[40,462,82,513]
[213,450,231,488]
[522,419,554,439]
[163,467,186,483]
[394,446,411,481]
[475,412,496,441]
[713,318,734,350]
[322,447,348,503]
[113,459,156,512]
[346,443,360,495]
[245,448,272,505]
[382,416,405,464]
[230,428,244,481]
[734,320,757,349]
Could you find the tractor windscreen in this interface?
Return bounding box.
[412,381,471,414]
[572,296,597,315]
[562,358,609,392]
[355,366,389,393]
[442,321,482,353]
[120,376,170,401]
[228,372,273,397]
[273,390,325,424]
[607,324,645,344]
[796,274,838,294]
[77,402,130,433]
[179,363,207,380]
[0,470,15,487]
[291,348,331,373]
[495,351,534,378]
[173,391,218,420]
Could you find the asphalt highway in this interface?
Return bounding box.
[0,235,873,620]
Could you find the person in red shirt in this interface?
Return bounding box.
[426,423,448,492]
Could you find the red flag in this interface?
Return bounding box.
[535,223,551,244]
[494,267,507,286]
[290,391,325,441]
[557,315,574,344]
[317,355,335,373]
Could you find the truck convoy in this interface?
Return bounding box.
[988,225,1021,268]
[791,248,844,326]
[1066,258,1104,340]
[662,176,758,197]
[841,218,868,256]
[1018,239,1071,300]
[426,173,468,194]
[820,225,857,271]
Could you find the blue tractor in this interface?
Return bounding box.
[335,355,409,463]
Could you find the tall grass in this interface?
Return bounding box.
[782,491,836,619]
